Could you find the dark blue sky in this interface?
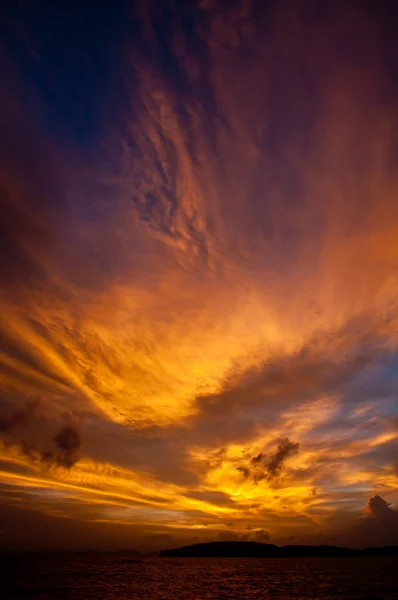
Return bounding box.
[2,1,133,145]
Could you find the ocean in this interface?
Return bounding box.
[2,555,398,599]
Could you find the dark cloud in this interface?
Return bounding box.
[0,398,82,469]
[254,529,270,543]
[236,466,250,479]
[192,338,389,445]
[0,398,39,433]
[41,424,82,468]
[366,495,397,519]
[237,438,299,484]
[276,494,398,548]
[347,495,398,548]
[267,438,300,478]
[251,453,264,465]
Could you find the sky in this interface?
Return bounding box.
[0,0,397,552]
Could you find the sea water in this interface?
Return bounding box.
[2,555,398,599]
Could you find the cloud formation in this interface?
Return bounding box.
[237,438,300,484]
[0,0,397,550]
[0,399,39,433]
[0,396,82,469]
[42,424,82,469]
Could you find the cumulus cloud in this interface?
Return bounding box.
[297,494,398,549]
[366,494,394,518]
[351,494,398,546]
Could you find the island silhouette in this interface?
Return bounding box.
[161,541,398,558]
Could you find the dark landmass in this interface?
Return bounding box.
[161,541,398,558]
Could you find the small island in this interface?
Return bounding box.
[161,541,398,558]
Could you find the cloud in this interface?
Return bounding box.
[285,494,398,549]
[185,490,235,506]
[42,424,82,468]
[352,494,398,546]
[366,494,395,518]
[0,398,39,433]
[254,529,270,543]
[0,485,152,552]
[218,528,270,544]
[0,398,82,469]
[218,531,249,542]
[236,466,250,479]
[267,438,300,478]
[236,438,299,484]
[0,0,397,552]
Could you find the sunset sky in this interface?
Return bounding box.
[0,0,397,552]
